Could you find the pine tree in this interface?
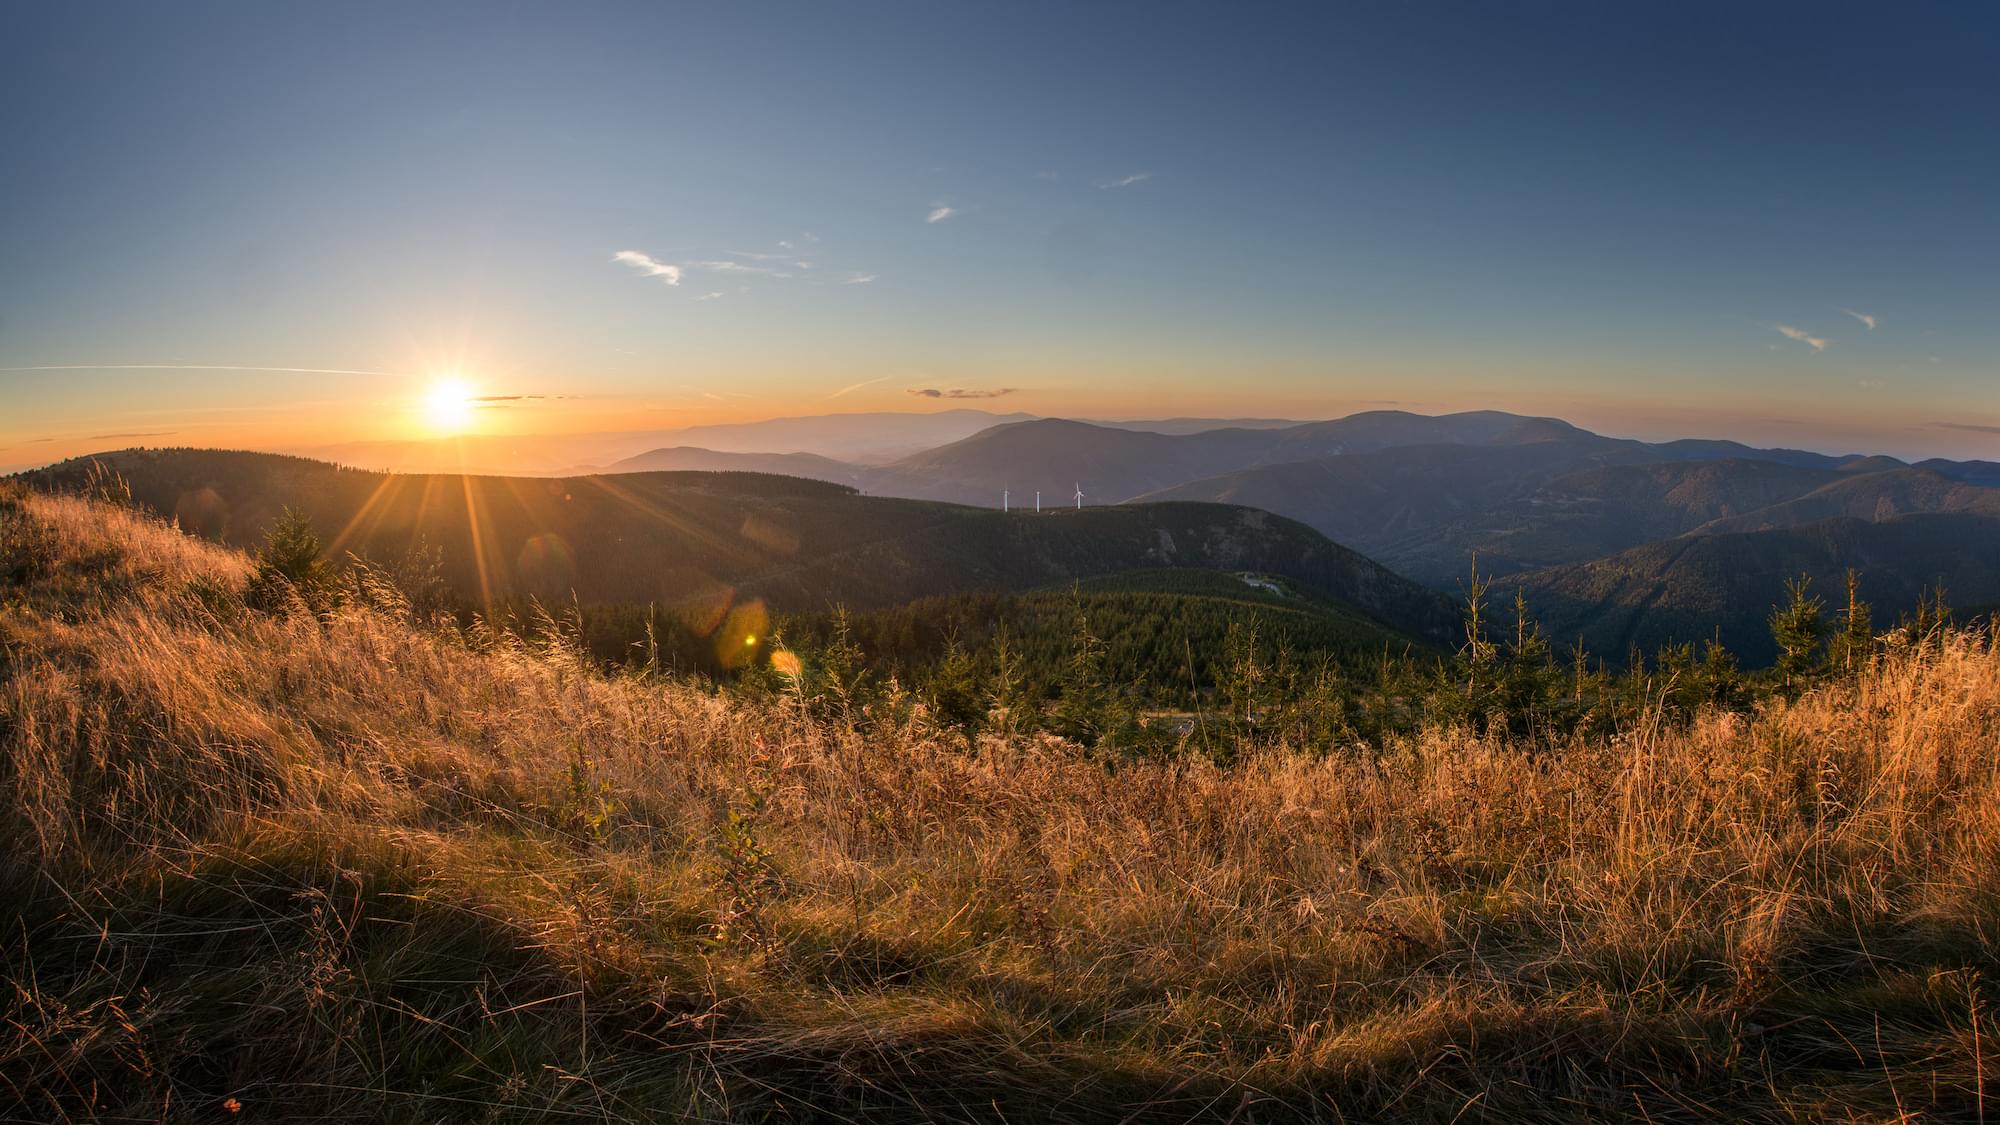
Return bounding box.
[986,623,1035,737]
[1654,641,1701,723]
[1496,588,1558,737]
[1699,634,1745,711]
[1051,592,1124,748]
[1295,652,1352,751]
[1769,575,1826,693]
[249,507,337,614]
[1904,581,1953,652]
[927,629,984,746]
[1459,559,1497,702]
[1220,617,1267,743]
[1828,569,1874,674]
[1430,558,1500,731]
[814,606,871,718]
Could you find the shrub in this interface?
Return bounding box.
[247,507,339,615]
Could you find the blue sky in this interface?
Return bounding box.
[3,1,1997,464]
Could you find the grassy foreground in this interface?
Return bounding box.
[3,487,1996,1123]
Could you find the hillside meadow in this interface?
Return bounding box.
[3,484,1997,1122]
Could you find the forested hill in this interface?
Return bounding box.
[1515,512,2000,664]
[21,448,1458,640]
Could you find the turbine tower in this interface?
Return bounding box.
[1003,487,1009,512]
[1074,483,1083,510]
[1035,491,1041,512]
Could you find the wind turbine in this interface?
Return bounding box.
[1035,491,1041,512]
[1003,486,1009,512]
[1074,483,1083,510]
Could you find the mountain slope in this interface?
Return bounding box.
[781,568,1433,712]
[22,448,1457,639]
[1644,438,1878,471]
[1371,459,1847,584]
[1515,512,2000,664]
[1690,468,2000,536]
[1136,439,1666,577]
[1137,442,2000,590]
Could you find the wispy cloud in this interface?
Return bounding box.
[612,250,682,285]
[617,239,868,296]
[723,250,814,271]
[88,431,177,440]
[1096,171,1152,189]
[1932,422,2000,435]
[688,259,790,278]
[470,394,573,406]
[1840,308,1877,330]
[828,376,889,399]
[926,206,956,224]
[1773,324,1827,352]
[907,386,1015,399]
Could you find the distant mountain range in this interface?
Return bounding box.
[31,405,2000,666]
[841,410,2000,585]
[602,446,866,485]
[295,410,1312,475]
[849,410,1929,515]
[863,411,1611,508]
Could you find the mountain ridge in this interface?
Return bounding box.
[20,448,1459,642]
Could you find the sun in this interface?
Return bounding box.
[422,378,477,435]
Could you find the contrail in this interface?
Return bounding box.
[0,364,413,377]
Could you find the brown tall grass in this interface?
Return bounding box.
[3,485,1996,1122]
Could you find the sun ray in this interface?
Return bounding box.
[326,471,406,559]
[575,474,756,564]
[459,473,497,608]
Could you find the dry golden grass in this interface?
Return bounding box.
[3,486,1996,1122]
